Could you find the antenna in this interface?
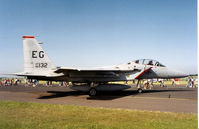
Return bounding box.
[35,35,40,38]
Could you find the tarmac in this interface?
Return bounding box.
[0,84,197,113]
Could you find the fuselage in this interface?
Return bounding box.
[27,60,187,83]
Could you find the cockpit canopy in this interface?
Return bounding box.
[133,59,165,67]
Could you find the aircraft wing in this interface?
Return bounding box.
[8,72,64,77]
[54,67,141,73]
[9,67,151,80]
[54,67,152,81]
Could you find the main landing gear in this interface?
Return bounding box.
[137,88,143,93]
[88,88,97,96]
[88,82,98,97]
[87,81,143,96]
[87,82,108,96]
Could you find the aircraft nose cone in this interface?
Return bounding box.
[170,70,188,78]
[177,71,187,77]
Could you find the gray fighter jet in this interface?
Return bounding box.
[13,36,187,96]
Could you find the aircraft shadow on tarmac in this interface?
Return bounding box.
[37,89,193,100]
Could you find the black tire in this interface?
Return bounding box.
[89,88,97,96]
[137,88,143,93]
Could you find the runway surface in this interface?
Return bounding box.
[0,84,197,113]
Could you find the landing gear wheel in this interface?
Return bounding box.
[137,88,143,93]
[89,88,97,96]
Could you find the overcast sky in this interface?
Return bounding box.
[0,0,197,74]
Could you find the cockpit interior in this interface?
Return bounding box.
[133,59,165,67]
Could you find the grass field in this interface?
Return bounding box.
[0,101,197,129]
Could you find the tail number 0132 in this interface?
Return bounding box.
[35,63,48,68]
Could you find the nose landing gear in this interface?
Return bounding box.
[136,79,143,93]
[137,88,143,93]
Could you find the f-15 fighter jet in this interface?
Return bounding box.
[13,36,187,96]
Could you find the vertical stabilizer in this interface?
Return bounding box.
[23,36,56,74]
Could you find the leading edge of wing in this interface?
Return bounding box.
[54,67,141,73]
